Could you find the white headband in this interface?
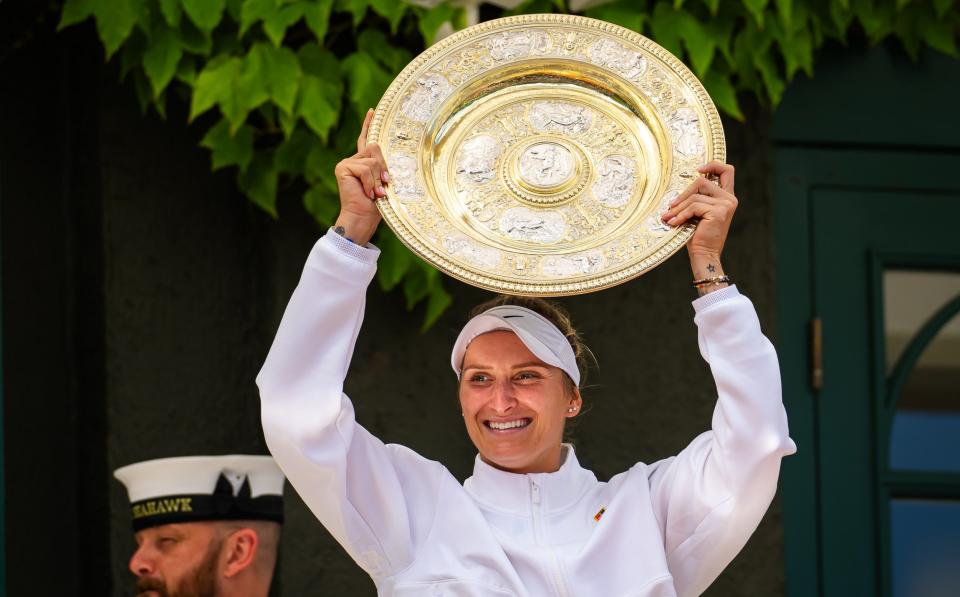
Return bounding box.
[450,305,581,386]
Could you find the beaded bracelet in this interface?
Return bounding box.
[690,275,731,289]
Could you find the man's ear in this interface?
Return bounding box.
[222,528,258,578]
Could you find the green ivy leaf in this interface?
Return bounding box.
[828,0,854,37]
[418,3,456,45]
[650,2,684,58]
[119,30,146,80]
[275,129,314,174]
[143,27,184,97]
[705,13,736,64]
[754,49,785,104]
[178,18,213,55]
[181,0,226,31]
[175,54,198,86]
[298,76,340,141]
[238,153,279,217]
[226,0,245,21]
[422,283,452,332]
[774,21,813,78]
[702,0,720,14]
[774,0,792,30]
[200,119,255,171]
[917,5,959,56]
[240,0,278,36]
[303,0,335,42]
[403,260,439,310]
[743,0,769,28]
[377,230,415,291]
[304,144,341,194]
[584,1,649,33]
[303,185,339,226]
[341,51,394,120]
[263,2,306,46]
[158,0,182,27]
[338,0,370,26]
[59,0,95,30]
[132,67,152,114]
[190,55,243,121]
[854,0,895,43]
[678,13,715,76]
[370,0,408,33]
[358,29,412,74]
[701,70,743,120]
[244,43,301,115]
[933,0,955,18]
[94,0,142,59]
[297,46,343,141]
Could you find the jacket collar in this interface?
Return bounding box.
[463,444,597,514]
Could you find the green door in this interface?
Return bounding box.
[777,148,960,596]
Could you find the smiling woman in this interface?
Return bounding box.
[256,110,796,597]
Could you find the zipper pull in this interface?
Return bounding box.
[530,480,541,505]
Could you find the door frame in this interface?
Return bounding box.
[774,147,960,596]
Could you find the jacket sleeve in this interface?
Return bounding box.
[256,230,443,580]
[645,286,797,597]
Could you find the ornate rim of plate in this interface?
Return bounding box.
[369,14,725,296]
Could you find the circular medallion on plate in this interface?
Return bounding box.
[370,14,725,296]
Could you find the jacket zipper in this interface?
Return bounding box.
[529,479,571,597]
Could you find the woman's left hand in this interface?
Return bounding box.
[660,161,738,281]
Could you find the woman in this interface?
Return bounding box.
[257,109,796,596]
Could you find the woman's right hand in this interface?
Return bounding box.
[333,108,388,245]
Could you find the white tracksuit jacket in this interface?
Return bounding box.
[257,230,796,597]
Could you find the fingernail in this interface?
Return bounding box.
[368,189,374,199]
[376,185,385,195]
[668,217,679,226]
[381,171,390,183]
[661,213,670,222]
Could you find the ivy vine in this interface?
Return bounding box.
[58,0,959,327]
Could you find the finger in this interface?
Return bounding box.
[357,108,375,154]
[337,160,378,199]
[665,202,711,227]
[663,193,723,221]
[698,161,735,193]
[356,156,387,196]
[670,177,719,207]
[670,177,708,206]
[364,143,390,184]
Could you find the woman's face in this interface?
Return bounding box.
[459,330,581,474]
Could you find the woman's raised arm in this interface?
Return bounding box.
[256,111,445,583]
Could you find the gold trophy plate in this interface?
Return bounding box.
[369,14,725,296]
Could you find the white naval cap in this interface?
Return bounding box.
[114,455,285,531]
[451,305,581,386]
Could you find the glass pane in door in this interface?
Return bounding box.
[885,270,960,472]
[890,498,960,597]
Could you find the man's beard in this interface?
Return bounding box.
[135,539,222,597]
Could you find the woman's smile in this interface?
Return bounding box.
[459,330,580,473]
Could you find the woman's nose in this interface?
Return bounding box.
[490,379,516,413]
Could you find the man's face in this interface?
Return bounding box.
[129,522,223,597]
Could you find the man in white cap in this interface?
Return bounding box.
[114,455,285,597]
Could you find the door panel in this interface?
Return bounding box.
[775,148,960,597]
[812,188,960,596]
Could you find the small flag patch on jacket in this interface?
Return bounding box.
[594,507,606,522]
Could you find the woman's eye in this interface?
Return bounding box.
[516,371,540,381]
[470,373,490,382]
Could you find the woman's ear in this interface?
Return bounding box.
[222,528,259,578]
[566,387,583,417]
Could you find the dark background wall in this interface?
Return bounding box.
[1,3,783,595]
